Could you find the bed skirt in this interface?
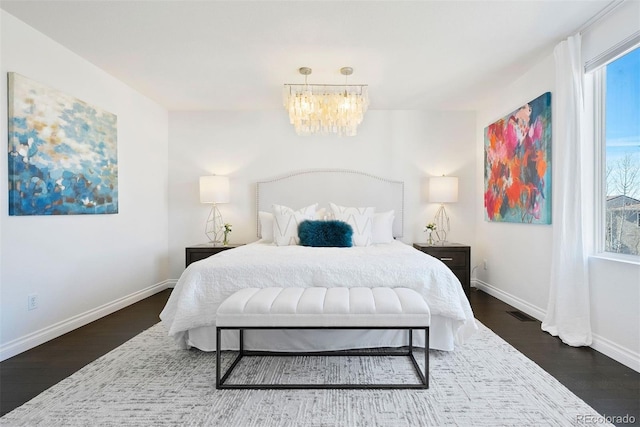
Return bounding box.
[183,315,457,352]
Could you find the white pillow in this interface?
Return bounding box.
[272,203,318,246]
[316,207,327,220]
[330,202,375,247]
[372,210,395,244]
[258,211,274,242]
[260,204,318,243]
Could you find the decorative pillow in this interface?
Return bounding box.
[329,203,375,247]
[272,203,318,246]
[298,220,353,247]
[372,210,395,244]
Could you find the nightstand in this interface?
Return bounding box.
[185,243,243,267]
[413,243,471,301]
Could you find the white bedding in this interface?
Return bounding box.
[160,240,477,351]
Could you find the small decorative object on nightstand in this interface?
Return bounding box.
[423,222,437,246]
[185,243,243,267]
[222,223,232,246]
[413,242,471,301]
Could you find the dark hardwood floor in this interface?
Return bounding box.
[471,289,639,426]
[1,288,638,426]
[0,289,172,417]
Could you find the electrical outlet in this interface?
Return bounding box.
[483,259,488,270]
[28,294,38,310]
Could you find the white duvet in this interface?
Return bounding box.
[160,240,477,351]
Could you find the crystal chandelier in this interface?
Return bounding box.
[283,67,369,136]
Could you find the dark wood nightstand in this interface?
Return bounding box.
[185,243,243,267]
[413,243,471,301]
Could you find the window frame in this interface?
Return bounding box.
[589,45,640,263]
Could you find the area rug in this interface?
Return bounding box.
[1,321,612,426]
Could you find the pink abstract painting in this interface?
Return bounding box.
[484,92,552,224]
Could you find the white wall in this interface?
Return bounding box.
[0,11,170,360]
[474,53,555,315]
[474,52,640,370]
[168,110,477,279]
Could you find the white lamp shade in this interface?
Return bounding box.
[199,176,230,204]
[429,176,458,203]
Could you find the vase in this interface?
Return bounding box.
[427,230,434,245]
[223,233,229,246]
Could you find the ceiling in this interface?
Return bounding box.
[0,1,612,111]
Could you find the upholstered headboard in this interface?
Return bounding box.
[256,169,404,238]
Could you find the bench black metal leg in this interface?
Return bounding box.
[216,327,221,388]
[216,327,246,389]
[425,327,429,389]
[217,326,430,390]
[409,329,413,355]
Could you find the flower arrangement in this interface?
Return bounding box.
[424,223,436,232]
[223,223,232,246]
[424,223,436,245]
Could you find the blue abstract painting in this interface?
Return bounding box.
[8,73,118,215]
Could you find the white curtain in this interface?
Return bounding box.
[541,34,593,346]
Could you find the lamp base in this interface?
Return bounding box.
[205,204,224,244]
[433,204,450,243]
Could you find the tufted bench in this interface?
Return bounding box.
[215,287,430,389]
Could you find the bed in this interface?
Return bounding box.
[160,169,477,352]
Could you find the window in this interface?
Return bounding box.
[594,47,640,257]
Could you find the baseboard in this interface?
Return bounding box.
[591,333,640,372]
[472,279,640,373]
[166,279,178,288]
[472,279,546,321]
[0,280,172,362]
